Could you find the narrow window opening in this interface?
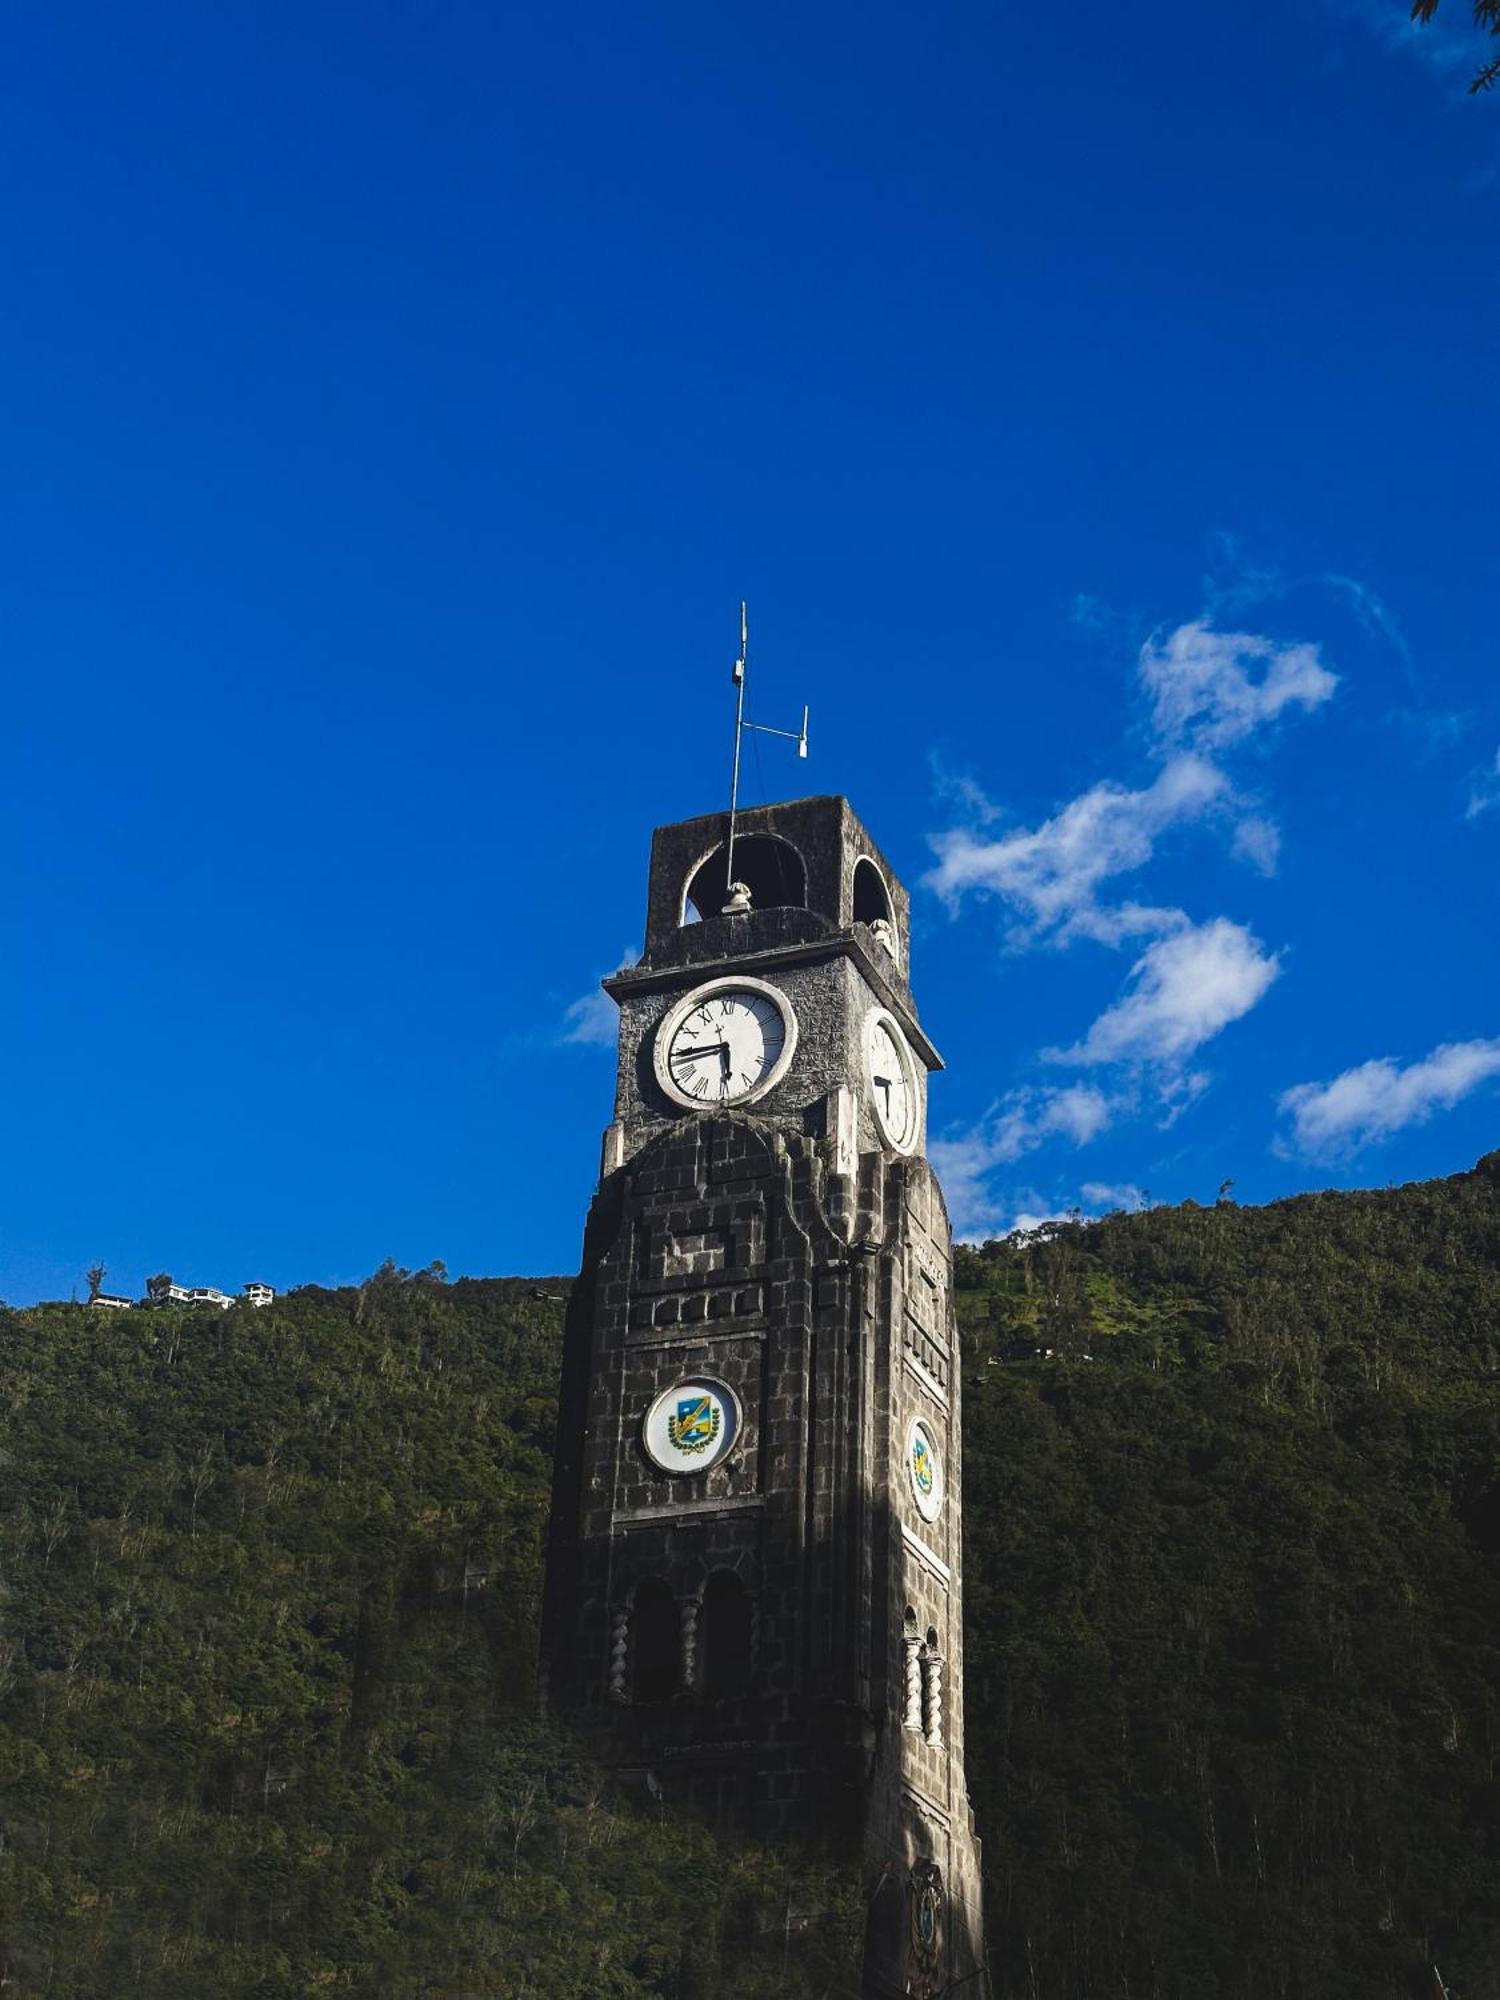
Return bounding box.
[631,1579,680,1703]
[852,856,892,927]
[700,1571,754,1699]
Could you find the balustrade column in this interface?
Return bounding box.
[922,1649,944,1747]
[902,1634,924,1730]
[680,1593,701,1693]
[608,1606,629,1702]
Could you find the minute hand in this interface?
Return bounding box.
[672,1042,729,1063]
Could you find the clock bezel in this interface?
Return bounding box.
[864,1006,921,1154]
[652,975,798,1112]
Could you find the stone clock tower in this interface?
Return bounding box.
[541,796,986,1997]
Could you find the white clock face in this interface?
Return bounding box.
[654,977,797,1110]
[866,1010,919,1153]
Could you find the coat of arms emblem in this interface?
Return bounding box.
[643,1377,739,1474]
[666,1392,722,1456]
[907,1417,943,1521]
[908,1858,945,1990]
[911,1429,934,1496]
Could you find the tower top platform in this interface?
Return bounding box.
[637,793,914,980]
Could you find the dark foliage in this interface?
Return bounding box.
[1412,0,1500,92]
[956,1154,1500,1998]
[4,1159,1499,1995]
[0,1266,861,1997]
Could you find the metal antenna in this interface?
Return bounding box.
[724,602,809,912]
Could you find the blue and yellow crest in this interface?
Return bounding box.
[911,1431,934,1496]
[667,1393,722,1456]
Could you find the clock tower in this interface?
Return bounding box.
[541,795,986,1997]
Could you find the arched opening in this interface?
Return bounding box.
[683,836,807,924]
[852,856,892,927]
[630,1579,679,1702]
[699,1571,753,1699]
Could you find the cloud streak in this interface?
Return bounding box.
[927,616,1336,949]
[1279,1038,1500,1156]
[927,753,1227,945]
[931,1084,1121,1236]
[1466,746,1500,823]
[1053,919,1281,1069]
[560,947,638,1047]
[924,603,1333,1228]
[1140,621,1338,754]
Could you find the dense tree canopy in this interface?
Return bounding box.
[4,1159,1499,1995]
[1413,0,1500,91]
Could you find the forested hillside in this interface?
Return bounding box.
[0,1269,862,1998]
[4,1155,1499,1997]
[956,1153,1500,1999]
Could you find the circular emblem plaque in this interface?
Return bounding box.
[907,1416,944,1523]
[643,1378,740,1476]
[909,1859,945,1978]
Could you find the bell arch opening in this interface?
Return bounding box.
[852,856,892,927]
[683,835,807,924]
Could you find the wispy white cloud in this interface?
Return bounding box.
[924,600,1325,1226]
[1390,705,1472,762]
[931,1084,1121,1235]
[926,753,1227,945]
[927,610,1335,952]
[928,755,1006,827]
[1079,1181,1147,1213]
[1325,0,1496,79]
[560,946,638,1047]
[949,1179,1146,1244]
[1279,1037,1500,1156]
[1231,814,1281,876]
[1051,918,1281,1069]
[1465,746,1500,822]
[1140,620,1338,753]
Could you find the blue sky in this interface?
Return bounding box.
[3,0,1497,1299]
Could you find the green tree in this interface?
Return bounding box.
[1413,0,1500,91]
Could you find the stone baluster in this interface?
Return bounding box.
[922,1648,944,1747]
[608,1606,629,1703]
[902,1633,924,1731]
[680,1594,701,1693]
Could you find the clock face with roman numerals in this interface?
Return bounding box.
[653,976,798,1111]
[865,1008,920,1154]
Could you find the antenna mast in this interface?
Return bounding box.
[724,602,809,912]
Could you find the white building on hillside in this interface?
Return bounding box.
[165,1284,235,1310]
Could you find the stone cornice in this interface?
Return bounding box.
[604,932,944,1072]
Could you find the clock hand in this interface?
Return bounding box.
[673,1042,729,1064]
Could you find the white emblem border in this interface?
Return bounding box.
[652,975,799,1112]
[642,1376,743,1477]
[907,1414,945,1523]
